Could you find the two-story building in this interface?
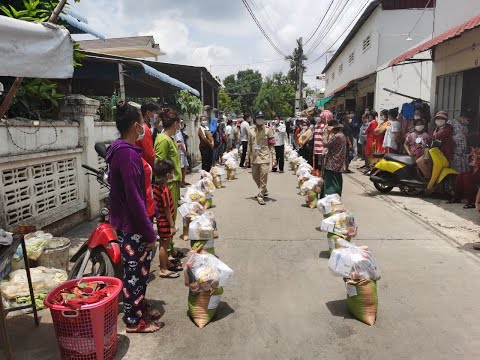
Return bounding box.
[322,0,435,113]
[389,0,480,143]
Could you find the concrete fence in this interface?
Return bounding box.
[0,95,201,234]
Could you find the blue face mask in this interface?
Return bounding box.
[152,114,158,122]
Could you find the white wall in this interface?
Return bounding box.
[325,7,381,95]
[93,122,119,144]
[376,54,432,111]
[434,0,480,36]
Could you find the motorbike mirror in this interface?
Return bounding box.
[95,143,107,159]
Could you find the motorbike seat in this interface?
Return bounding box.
[384,153,416,166]
[373,153,385,158]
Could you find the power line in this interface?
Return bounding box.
[210,58,285,67]
[306,0,353,57]
[241,0,287,57]
[406,0,432,40]
[307,0,370,66]
[249,0,284,49]
[304,0,336,46]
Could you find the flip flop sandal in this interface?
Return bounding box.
[447,198,461,204]
[172,251,185,259]
[159,271,180,279]
[464,203,476,209]
[473,242,480,250]
[257,198,266,205]
[168,264,183,272]
[126,319,164,333]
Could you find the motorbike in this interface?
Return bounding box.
[68,143,122,279]
[369,139,458,196]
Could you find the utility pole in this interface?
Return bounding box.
[295,37,304,114]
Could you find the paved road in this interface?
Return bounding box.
[9,164,480,360]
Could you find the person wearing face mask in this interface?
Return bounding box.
[447,147,480,209]
[364,110,378,167]
[175,119,190,188]
[240,114,251,167]
[298,118,314,165]
[198,115,214,171]
[341,113,354,173]
[245,111,277,205]
[416,110,454,179]
[272,116,286,172]
[136,102,160,167]
[155,108,183,240]
[404,118,428,159]
[448,111,471,173]
[314,111,331,173]
[373,109,389,153]
[105,101,161,333]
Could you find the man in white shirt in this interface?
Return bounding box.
[225,119,233,151]
[240,114,251,167]
[272,116,286,172]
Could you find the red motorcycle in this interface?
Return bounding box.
[68,143,122,279]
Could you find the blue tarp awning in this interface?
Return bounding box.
[59,13,105,40]
[140,63,200,97]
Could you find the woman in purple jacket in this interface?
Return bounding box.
[106,101,162,333]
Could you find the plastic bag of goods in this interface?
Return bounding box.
[225,158,238,180]
[328,244,380,281]
[183,186,207,206]
[320,211,357,237]
[194,178,215,209]
[288,151,298,162]
[222,151,235,163]
[199,170,213,181]
[24,231,53,261]
[318,194,345,217]
[296,163,313,175]
[203,211,219,239]
[184,252,234,328]
[189,215,215,254]
[210,166,226,189]
[326,233,352,256]
[0,267,67,300]
[302,177,324,209]
[297,171,313,190]
[178,202,204,241]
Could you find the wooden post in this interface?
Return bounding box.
[118,63,126,100]
[200,70,205,105]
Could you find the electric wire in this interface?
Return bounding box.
[304,0,336,45]
[249,0,284,49]
[406,0,432,39]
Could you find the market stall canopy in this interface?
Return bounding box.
[316,96,333,108]
[389,14,480,66]
[0,16,73,78]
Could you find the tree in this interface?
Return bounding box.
[254,72,295,119]
[176,90,203,118]
[223,69,263,115]
[285,38,308,88]
[218,89,233,113]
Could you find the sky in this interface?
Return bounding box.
[71,0,374,88]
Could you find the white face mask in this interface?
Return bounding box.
[414,115,421,120]
[136,123,145,141]
[256,119,265,126]
[315,118,321,124]
[377,117,384,124]
[415,125,425,132]
[201,121,208,127]
[302,126,308,130]
[152,113,158,123]
[435,119,446,127]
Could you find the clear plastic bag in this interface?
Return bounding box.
[184,252,234,293]
[188,214,215,241]
[199,170,213,181]
[24,231,53,261]
[178,202,204,219]
[328,244,380,281]
[194,178,215,196]
[318,194,345,215]
[321,211,357,237]
[300,177,323,193]
[225,158,238,170]
[0,267,67,300]
[183,186,207,205]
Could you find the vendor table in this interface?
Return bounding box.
[0,234,39,360]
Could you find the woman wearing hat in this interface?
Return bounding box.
[416,110,454,179]
[322,119,347,197]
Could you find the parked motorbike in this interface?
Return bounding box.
[68,143,122,279]
[369,139,458,196]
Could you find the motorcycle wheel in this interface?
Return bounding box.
[68,248,116,280]
[442,174,456,197]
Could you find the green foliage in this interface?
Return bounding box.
[7,79,64,119]
[223,69,263,115]
[285,38,308,88]
[254,72,295,119]
[218,89,233,113]
[176,90,203,117]
[0,0,55,22]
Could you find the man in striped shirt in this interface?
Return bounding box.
[314,110,332,170]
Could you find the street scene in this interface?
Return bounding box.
[0,1,479,359]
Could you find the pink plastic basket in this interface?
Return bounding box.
[44,276,122,360]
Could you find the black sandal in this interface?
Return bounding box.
[447,198,461,204]
[464,203,476,209]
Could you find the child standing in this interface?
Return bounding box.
[153,159,181,278]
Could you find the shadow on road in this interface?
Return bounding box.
[114,334,131,360]
[211,301,235,323]
[245,197,278,203]
[319,251,330,259]
[325,299,353,319]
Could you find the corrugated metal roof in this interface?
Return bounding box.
[382,0,435,10]
[326,81,351,97]
[389,13,480,66]
[78,36,154,50]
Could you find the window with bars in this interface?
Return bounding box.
[339,63,343,74]
[349,51,355,65]
[363,35,371,52]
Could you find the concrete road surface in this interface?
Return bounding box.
[8,165,480,360]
